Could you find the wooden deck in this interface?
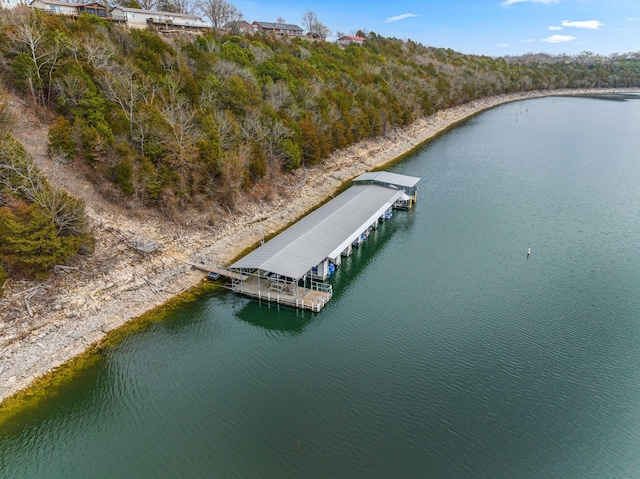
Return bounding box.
[228,275,332,312]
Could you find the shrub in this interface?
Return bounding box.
[113,158,134,195]
[47,116,76,162]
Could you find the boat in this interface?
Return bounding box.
[207,271,221,280]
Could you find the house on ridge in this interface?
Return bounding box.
[30,0,82,16]
[224,20,254,34]
[76,1,109,18]
[252,21,303,36]
[338,35,366,46]
[28,0,116,24]
[109,6,209,31]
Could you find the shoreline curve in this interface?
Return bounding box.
[1,87,637,407]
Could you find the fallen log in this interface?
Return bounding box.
[24,299,34,318]
[54,264,79,271]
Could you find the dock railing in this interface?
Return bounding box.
[311,282,333,296]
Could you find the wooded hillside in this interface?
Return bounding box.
[1,8,640,290]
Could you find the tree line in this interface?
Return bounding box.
[1,7,639,290]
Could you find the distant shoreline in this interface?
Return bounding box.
[2,87,638,407]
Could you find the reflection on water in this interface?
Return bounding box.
[235,300,313,336]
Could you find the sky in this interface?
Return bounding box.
[236,0,639,57]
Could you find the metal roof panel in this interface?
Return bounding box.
[229,183,408,279]
[352,171,421,188]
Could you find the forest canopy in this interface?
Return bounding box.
[1,9,639,218]
[1,8,640,290]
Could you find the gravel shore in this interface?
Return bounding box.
[0,88,632,405]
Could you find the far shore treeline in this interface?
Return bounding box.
[1,7,640,292]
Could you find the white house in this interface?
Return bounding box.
[110,6,209,30]
[30,0,79,16]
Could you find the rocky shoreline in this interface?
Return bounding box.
[0,88,634,406]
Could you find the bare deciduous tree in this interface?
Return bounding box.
[82,36,117,71]
[97,61,156,152]
[53,72,89,112]
[213,109,240,150]
[4,12,67,104]
[265,81,292,110]
[239,111,265,143]
[0,146,87,236]
[159,78,198,152]
[136,0,157,9]
[197,0,242,31]
[301,10,329,38]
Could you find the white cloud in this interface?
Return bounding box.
[548,25,563,30]
[385,13,420,23]
[498,43,510,47]
[561,20,604,30]
[502,0,559,5]
[542,34,576,43]
[627,17,637,22]
[520,38,536,43]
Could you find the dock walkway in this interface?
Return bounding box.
[188,262,248,281]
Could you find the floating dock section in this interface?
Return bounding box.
[224,171,420,311]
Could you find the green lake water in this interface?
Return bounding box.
[2,95,640,478]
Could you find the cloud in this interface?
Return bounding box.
[520,38,536,43]
[385,13,420,23]
[542,34,576,43]
[561,20,604,30]
[502,0,559,5]
[498,43,510,47]
[548,25,563,30]
[627,17,637,22]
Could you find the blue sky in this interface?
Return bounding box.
[237,0,639,57]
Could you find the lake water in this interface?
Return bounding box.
[2,95,640,478]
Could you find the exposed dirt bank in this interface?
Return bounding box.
[1,88,636,405]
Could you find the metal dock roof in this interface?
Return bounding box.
[352,171,421,188]
[229,184,405,280]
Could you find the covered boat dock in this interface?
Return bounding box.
[225,171,420,311]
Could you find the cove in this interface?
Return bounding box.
[1,95,640,478]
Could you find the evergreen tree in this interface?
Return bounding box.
[0,203,80,278]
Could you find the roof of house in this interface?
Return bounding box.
[252,21,303,32]
[339,35,366,41]
[30,0,80,7]
[229,183,407,279]
[225,20,251,27]
[224,20,254,32]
